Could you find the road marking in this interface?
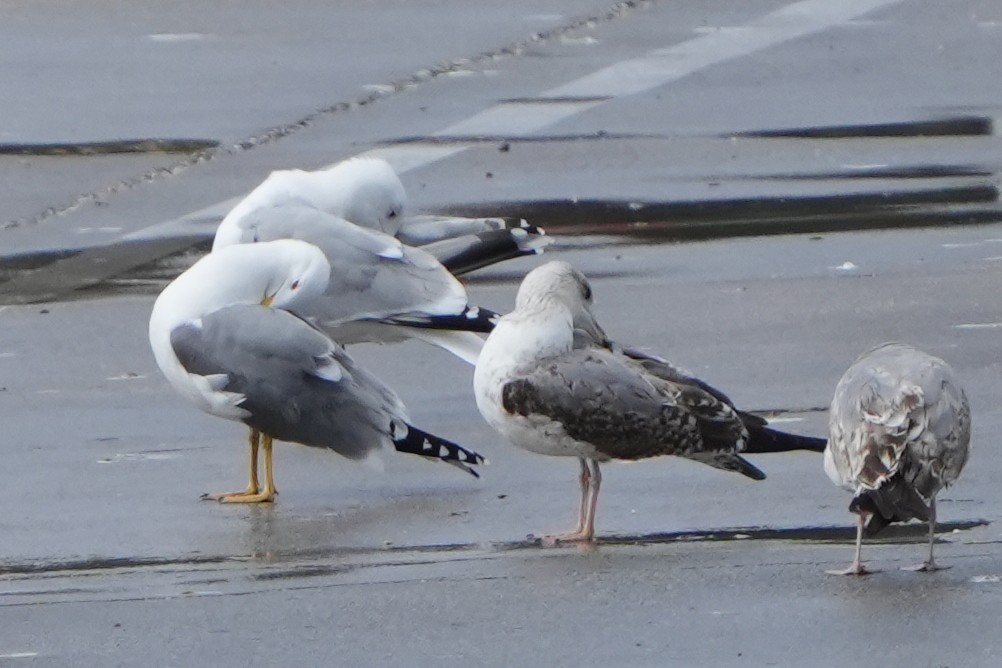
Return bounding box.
[350,0,905,173]
[955,322,1002,330]
[0,653,39,659]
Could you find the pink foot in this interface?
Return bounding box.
[533,530,595,548]
[826,563,876,576]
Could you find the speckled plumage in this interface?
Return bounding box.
[500,348,760,476]
[824,342,970,573]
[474,261,765,543]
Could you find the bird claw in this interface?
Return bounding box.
[201,489,276,503]
[533,530,595,548]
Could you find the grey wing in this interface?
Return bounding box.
[239,203,469,324]
[827,342,971,497]
[396,214,508,245]
[501,349,763,478]
[170,304,408,459]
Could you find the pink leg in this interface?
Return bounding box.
[541,458,599,546]
[827,512,876,576]
[902,497,947,572]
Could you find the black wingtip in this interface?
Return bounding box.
[386,306,499,334]
[393,424,486,478]
[743,425,828,454]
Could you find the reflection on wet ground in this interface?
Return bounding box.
[1,180,999,305]
[0,518,988,577]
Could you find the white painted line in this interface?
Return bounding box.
[434,100,604,137]
[544,0,902,99]
[942,238,1002,249]
[955,322,1002,330]
[0,653,39,659]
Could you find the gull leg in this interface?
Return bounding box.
[827,512,875,576]
[202,428,263,501]
[219,434,278,503]
[541,458,599,546]
[580,459,602,541]
[902,496,947,572]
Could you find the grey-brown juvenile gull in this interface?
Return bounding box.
[825,342,970,574]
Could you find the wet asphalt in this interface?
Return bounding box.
[3,0,1002,665]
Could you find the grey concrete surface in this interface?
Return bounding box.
[2,0,1002,665]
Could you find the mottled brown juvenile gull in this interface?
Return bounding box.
[149,239,485,503]
[474,261,771,544]
[825,342,970,574]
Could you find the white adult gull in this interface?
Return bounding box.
[213,200,496,364]
[214,156,550,275]
[474,261,773,545]
[149,239,485,503]
[824,342,970,574]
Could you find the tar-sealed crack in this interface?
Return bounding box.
[0,519,987,578]
[0,0,648,233]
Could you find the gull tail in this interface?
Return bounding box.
[423,224,553,276]
[393,424,486,478]
[850,478,930,536]
[742,423,828,454]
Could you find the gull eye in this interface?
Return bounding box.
[291,280,301,291]
[582,283,593,301]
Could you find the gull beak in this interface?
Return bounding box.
[260,292,276,307]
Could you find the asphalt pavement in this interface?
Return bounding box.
[3,0,1002,666]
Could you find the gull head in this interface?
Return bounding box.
[324,157,406,237]
[182,239,331,315]
[515,261,609,345]
[257,239,331,309]
[150,239,332,351]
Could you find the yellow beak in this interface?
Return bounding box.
[260,292,275,307]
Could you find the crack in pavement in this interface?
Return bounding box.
[1,518,987,579]
[0,0,646,232]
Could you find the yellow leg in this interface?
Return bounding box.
[217,433,278,504]
[202,428,274,503]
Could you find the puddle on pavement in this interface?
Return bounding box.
[0,171,999,305]
[731,115,993,139]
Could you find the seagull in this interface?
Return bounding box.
[214,200,497,364]
[149,239,485,503]
[474,260,784,545]
[824,342,970,574]
[215,156,549,275]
